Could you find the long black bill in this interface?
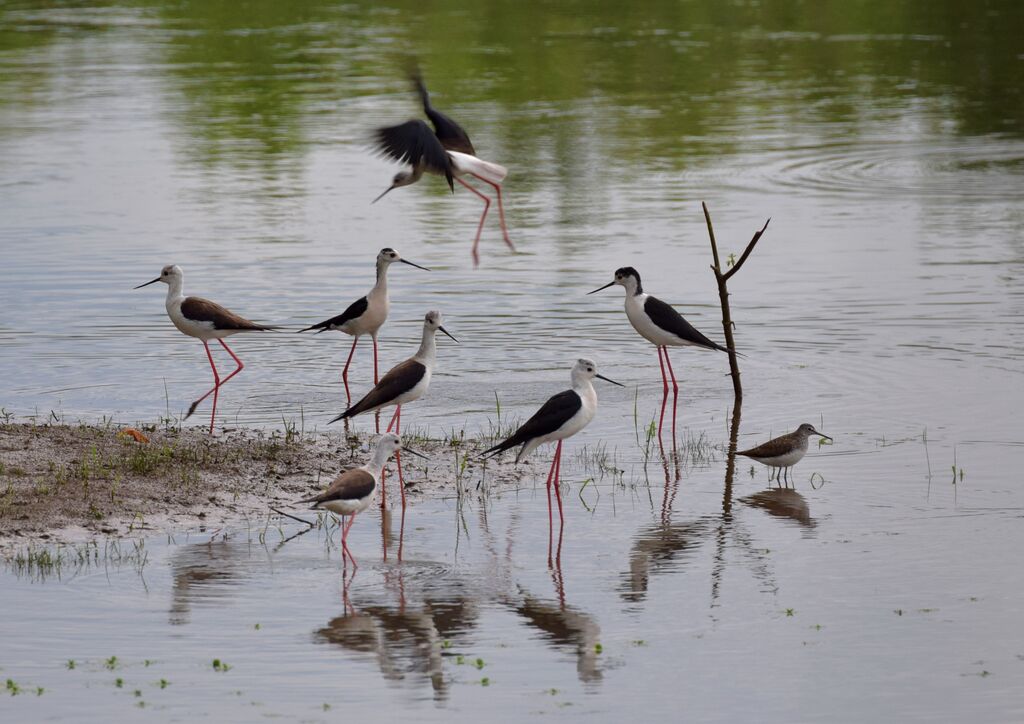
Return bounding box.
[439,326,459,343]
[596,373,624,387]
[587,281,616,295]
[816,432,834,442]
[401,446,429,460]
[371,185,395,204]
[134,277,161,289]
[400,258,431,271]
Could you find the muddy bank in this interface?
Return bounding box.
[0,421,536,549]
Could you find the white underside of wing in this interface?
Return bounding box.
[448,150,508,184]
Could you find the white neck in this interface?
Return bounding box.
[165,276,184,304]
[367,444,396,473]
[414,324,437,363]
[371,260,391,296]
[571,373,595,394]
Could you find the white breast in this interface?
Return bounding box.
[624,294,676,347]
[166,298,236,341]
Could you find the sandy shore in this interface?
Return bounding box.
[0,421,536,551]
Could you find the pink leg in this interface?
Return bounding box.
[455,176,491,267]
[341,513,358,569]
[469,172,514,252]
[656,346,669,439]
[341,337,358,407]
[385,405,401,433]
[662,348,679,445]
[552,441,564,526]
[187,339,245,434]
[395,406,406,506]
[544,448,559,537]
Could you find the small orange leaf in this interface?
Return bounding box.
[118,428,150,444]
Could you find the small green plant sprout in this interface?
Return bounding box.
[455,655,465,665]
[136,701,146,709]
[548,688,559,695]
[254,623,261,630]
[6,679,21,696]
[474,658,485,670]
[105,655,118,670]
[115,678,124,688]
[159,679,169,689]
[480,677,491,687]
[441,639,452,649]
[322,703,331,711]
[144,659,153,667]
[726,252,737,267]
[785,608,795,617]
[66,659,76,670]
[134,689,142,698]
[35,687,44,696]
[632,639,647,647]
[894,608,904,616]
[594,643,603,654]
[212,659,231,672]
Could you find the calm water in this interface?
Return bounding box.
[2,0,1023,720]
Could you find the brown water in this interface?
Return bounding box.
[2,0,1024,720]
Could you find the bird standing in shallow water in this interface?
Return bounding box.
[135,265,274,434]
[738,423,833,486]
[329,311,457,505]
[589,267,731,442]
[298,248,429,409]
[297,433,427,569]
[371,70,514,266]
[482,359,622,533]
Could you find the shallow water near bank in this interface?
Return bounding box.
[2,0,1024,719]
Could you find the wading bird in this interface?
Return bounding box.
[135,265,274,434]
[588,267,730,440]
[329,311,457,504]
[297,433,427,569]
[482,359,622,529]
[298,248,429,407]
[738,423,832,486]
[371,71,514,266]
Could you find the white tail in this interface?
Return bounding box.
[447,150,507,184]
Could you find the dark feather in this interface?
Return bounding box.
[738,431,802,460]
[374,120,454,191]
[299,468,376,506]
[180,296,273,331]
[644,296,727,352]
[337,359,426,419]
[411,72,476,155]
[482,390,581,457]
[297,296,369,334]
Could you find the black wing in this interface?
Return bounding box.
[333,359,426,420]
[299,468,376,506]
[374,119,454,191]
[412,72,476,155]
[297,296,368,334]
[482,390,581,457]
[644,296,727,352]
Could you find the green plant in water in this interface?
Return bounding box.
[105,655,118,670]
[66,660,75,670]
[115,678,124,688]
[6,679,21,696]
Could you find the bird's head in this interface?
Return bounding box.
[797,423,833,442]
[377,432,429,461]
[372,171,415,204]
[587,267,642,296]
[572,358,624,387]
[135,264,182,289]
[378,247,430,271]
[424,310,458,343]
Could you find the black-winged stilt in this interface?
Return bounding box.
[135,265,274,434]
[329,311,457,504]
[297,432,427,569]
[298,248,429,408]
[482,359,622,528]
[738,423,832,486]
[588,267,730,440]
[371,70,514,266]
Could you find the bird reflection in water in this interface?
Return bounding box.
[168,538,247,626]
[314,572,479,702]
[739,488,816,531]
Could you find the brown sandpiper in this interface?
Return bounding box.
[737,423,832,486]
